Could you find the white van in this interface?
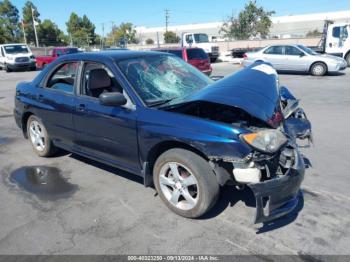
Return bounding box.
[0,43,36,72]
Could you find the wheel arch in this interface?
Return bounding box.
[344,50,350,66]
[143,140,209,187]
[21,111,34,138]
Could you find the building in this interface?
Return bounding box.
[135,10,350,44]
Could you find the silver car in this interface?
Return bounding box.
[242,44,347,76]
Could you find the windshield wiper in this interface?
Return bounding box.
[147,98,175,107]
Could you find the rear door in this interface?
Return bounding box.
[35,61,79,148]
[72,61,140,172]
[262,46,285,70]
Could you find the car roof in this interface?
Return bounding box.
[62,50,170,62]
[1,43,27,46]
[152,47,202,51]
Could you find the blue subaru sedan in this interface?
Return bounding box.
[14,51,312,223]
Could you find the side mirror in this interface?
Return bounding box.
[299,52,305,57]
[99,92,127,107]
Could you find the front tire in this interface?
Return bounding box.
[310,62,327,76]
[153,148,219,218]
[5,64,11,72]
[345,53,350,67]
[27,115,56,157]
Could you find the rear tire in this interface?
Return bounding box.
[310,62,327,76]
[153,148,220,218]
[27,115,57,157]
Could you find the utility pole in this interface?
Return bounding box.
[111,21,115,46]
[165,9,170,32]
[21,20,27,44]
[101,22,105,49]
[31,6,39,47]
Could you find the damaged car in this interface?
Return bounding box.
[14,51,312,223]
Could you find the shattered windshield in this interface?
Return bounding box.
[118,55,213,106]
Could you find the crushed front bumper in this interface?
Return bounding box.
[248,148,305,224]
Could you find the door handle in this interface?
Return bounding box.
[37,94,44,101]
[77,103,86,112]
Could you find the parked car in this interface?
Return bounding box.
[0,43,36,72]
[152,47,212,75]
[242,44,347,76]
[36,47,79,69]
[14,51,312,224]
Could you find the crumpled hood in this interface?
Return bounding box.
[185,62,280,123]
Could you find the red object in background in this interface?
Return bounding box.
[152,47,212,76]
[36,47,79,69]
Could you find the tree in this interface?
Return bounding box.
[0,0,20,43]
[66,12,96,47]
[145,38,154,45]
[38,19,67,46]
[107,22,138,46]
[22,1,40,44]
[163,31,180,43]
[220,0,275,40]
[306,29,322,38]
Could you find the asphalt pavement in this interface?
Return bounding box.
[0,63,349,255]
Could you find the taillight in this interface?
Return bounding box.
[243,53,248,59]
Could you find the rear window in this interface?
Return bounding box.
[187,49,208,60]
[156,49,183,59]
[167,50,183,58]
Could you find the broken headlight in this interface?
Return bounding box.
[241,129,288,153]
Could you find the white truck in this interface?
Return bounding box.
[181,33,219,62]
[319,21,350,66]
[0,43,36,72]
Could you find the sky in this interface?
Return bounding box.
[10,0,350,34]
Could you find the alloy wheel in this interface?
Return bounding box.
[29,120,46,152]
[158,162,199,210]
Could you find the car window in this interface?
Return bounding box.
[4,45,29,54]
[264,46,284,55]
[332,27,340,38]
[285,46,303,56]
[187,49,208,60]
[81,62,123,98]
[166,50,183,58]
[46,62,79,94]
[56,49,64,56]
[0,47,4,57]
[186,34,193,44]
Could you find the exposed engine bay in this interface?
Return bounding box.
[166,100,269,129]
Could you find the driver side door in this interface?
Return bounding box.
[72,61,140,173]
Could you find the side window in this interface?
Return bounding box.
[0,47,4,57]
[332,27,340,38]
[168,50,183,58]
[56,49,64,56]
[285,46,303,56]
[81,62,123,98]
[264,46,284,55]
[186,34,193,44]
[46,62,78,94]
